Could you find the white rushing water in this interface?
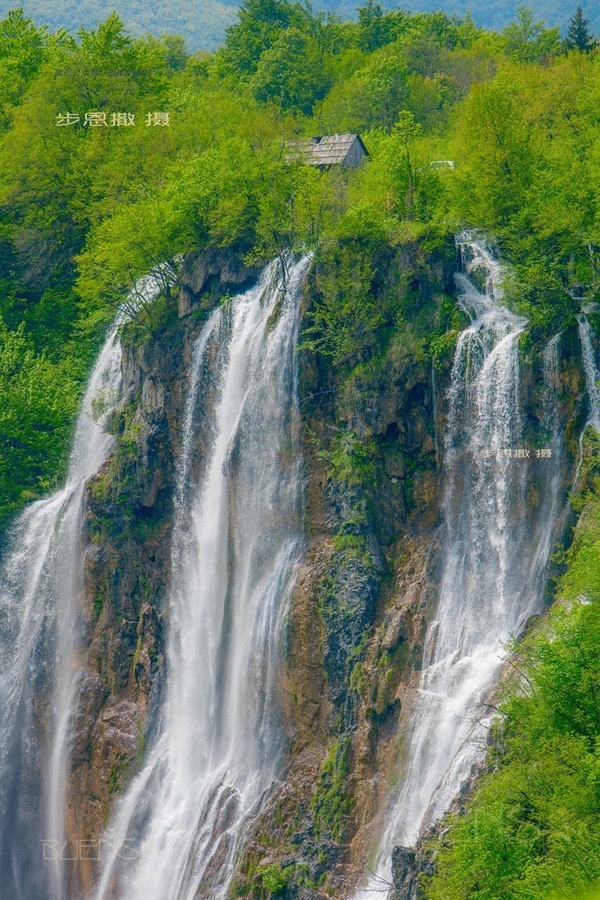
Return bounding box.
[94,255,310,900]
[358,236,564,897]
[577,314,600,433]
[0,327,123,900]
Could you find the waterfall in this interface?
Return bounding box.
[94,255,310,900]
[0,327,123,900]
[577,314,600,433]
[358,236,564,897]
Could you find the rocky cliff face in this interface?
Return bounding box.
[64,242,588,898]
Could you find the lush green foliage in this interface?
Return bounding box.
[423,457,600,900]
[309,737,353,842]
[0,12,193,519]
[446,53,600,332]
[0,320,81,516]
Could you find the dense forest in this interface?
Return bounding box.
[3,1,600,897]
[0,0,596,52]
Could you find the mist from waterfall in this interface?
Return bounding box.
[359,236,564,898]
[0,328,123,900]
[94,255,309,900]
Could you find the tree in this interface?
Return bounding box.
[250,27,332,114]
[356,0,396,53]
[452,73,534,227]
[216,0,309,78]
[76,12,132,63]
[503,6,560,63]
[564,5,597,53]
[0,9,54,121]
[388,111,422,219]
[0,319,81,521]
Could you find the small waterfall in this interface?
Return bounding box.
[358,236,564,897]
[95,255,310,900]
[0,327,123,900]
[577,314,600,433]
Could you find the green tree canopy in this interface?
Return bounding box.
[250,26,333,113]
[503,5,560,62]
[216,0,309,77]
[564,4,596,52]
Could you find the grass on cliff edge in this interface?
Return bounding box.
[422,456,600,900]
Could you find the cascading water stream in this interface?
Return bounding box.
[0,327,124,900]
[577,314,600,434]
[94,255,310,900]
[358,236,564,897]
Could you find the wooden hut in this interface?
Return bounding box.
[285,133,369,168]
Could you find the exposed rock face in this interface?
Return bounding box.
[65,331,179,895]
[178,244,261,317]
[230,242,454,897]
[63,240,587,898]
[390,845,434,900]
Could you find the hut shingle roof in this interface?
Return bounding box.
[285,133,368,167]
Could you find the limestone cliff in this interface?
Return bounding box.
[64,240,588,899]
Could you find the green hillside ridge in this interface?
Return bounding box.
[0,0,597,52]
[0,0,238,52]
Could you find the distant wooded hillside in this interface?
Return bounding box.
[0,0,239,50]
[0,0,595,51]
